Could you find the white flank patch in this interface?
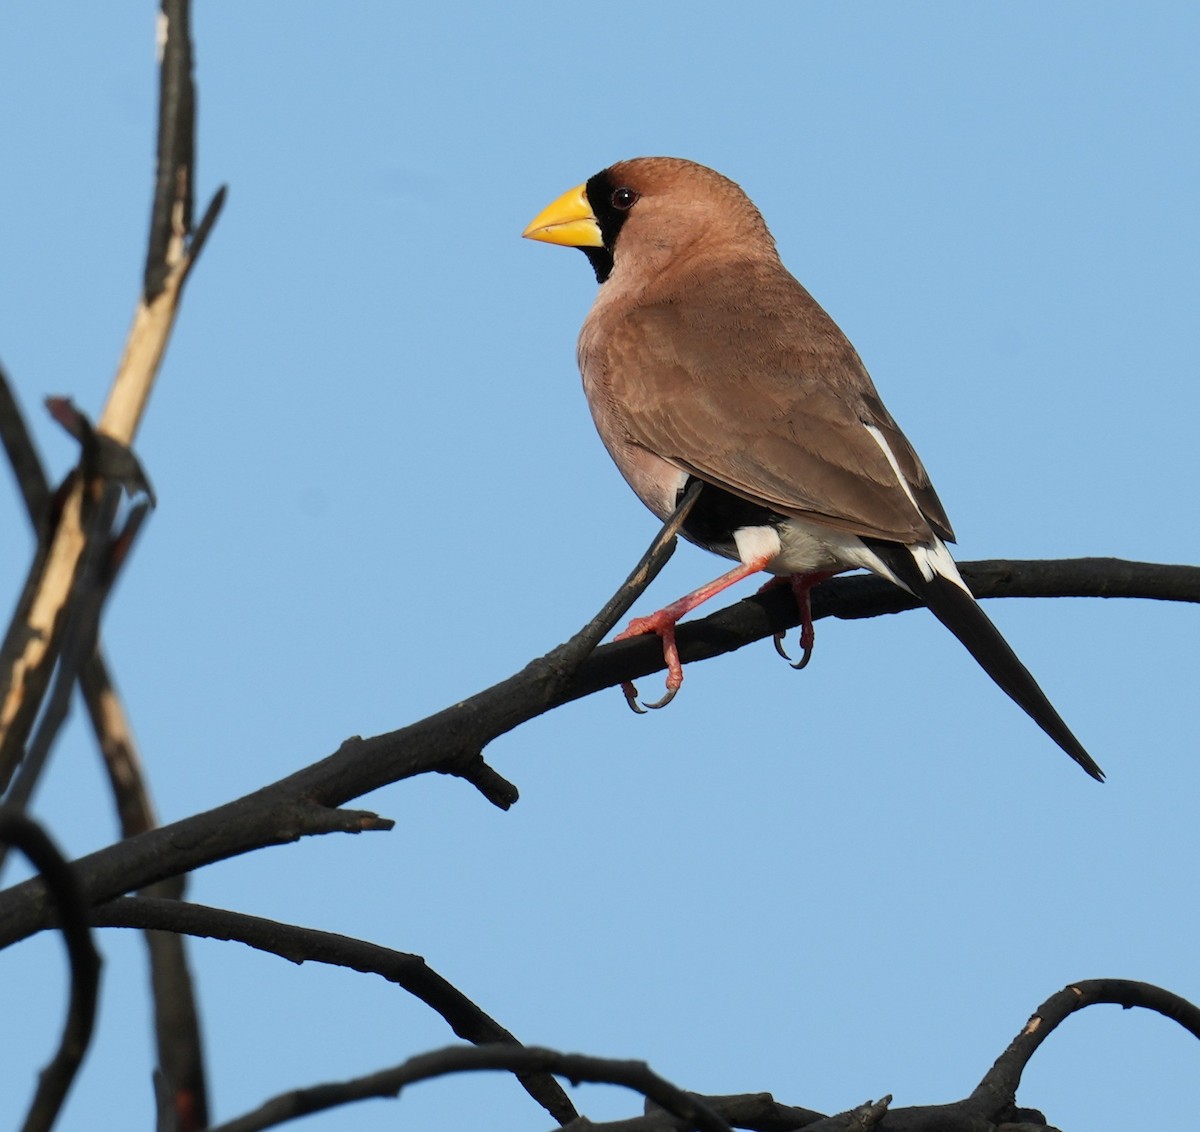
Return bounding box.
[733,524,782,567]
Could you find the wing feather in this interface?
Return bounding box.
[584,265,954,544]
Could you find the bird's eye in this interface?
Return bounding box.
[610,187,639,211]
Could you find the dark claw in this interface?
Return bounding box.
[773,630,813,670]
[621,680,679,713]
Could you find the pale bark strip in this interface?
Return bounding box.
[0,0,224,783]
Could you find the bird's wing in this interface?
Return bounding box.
[594,283,956,545]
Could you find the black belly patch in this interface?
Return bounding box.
[678,477,787,556]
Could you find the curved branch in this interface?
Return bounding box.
[0,557,1194,948]
[970,977,1200,1114]
[0,812,102,1132]
[206,1043,731,1132]
[93,897,578,1126]
[571,978,1200,1132]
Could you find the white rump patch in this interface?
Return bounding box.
[733,525,782,567]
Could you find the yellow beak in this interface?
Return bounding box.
[522,182,604,248]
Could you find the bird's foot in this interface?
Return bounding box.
[614,552,777,712]
[773,631,814,670]
[615,612,684,713]
[763,571,836,671]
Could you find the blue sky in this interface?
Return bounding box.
[0,2,1197,1128]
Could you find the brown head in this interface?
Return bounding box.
[523,157,779,286]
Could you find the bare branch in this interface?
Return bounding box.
[0,556,1194,950]
[0,364,159,840]
[0,812,101,1132]
[93,896,578,1125]
[561,1091,827,1131]
[0,365,53,525]
[145,0,196,301]
[207,1044,731,1132]
[970,977,1200,1114]
[0,485,125,837]
[580,557,1200,702]
[444,479,701,802]
[798,1096,892,1132]
[0,0,224,779]
[0,369,210,1130]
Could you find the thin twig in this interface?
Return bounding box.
[445,480,702,801]
[0,371,207,1128]
[0,812,102,1132]
[549,479,704,675]
[0,365,52,523]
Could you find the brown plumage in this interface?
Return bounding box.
[579,159,950,547]
[524,157,1103,780]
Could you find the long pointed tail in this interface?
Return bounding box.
[864,539,1104,781]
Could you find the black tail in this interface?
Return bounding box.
[865,540,1104,781]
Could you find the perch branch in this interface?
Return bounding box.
[0,556,1195,948]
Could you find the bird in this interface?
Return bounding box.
[523,157,1103,781]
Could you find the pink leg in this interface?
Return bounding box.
[616,553,775,712]
[763,571,838,669]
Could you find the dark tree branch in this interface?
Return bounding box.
[0,365,53,524]
[145,0,196,301]
[0,0,221,1117]
[563,1091,827,1131]
[0,366,210,1130]
[93,896,578,1125]
[206,1044,731,1132]
[0,555,1194,949]
[444,479,700,804]
[0,812,101,1132]
[584,557,1200,700]
[799,1096,892,1132]
[543,479,702,681]
[970,977,1200,1115]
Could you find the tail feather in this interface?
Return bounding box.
[864,539,1105,781]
